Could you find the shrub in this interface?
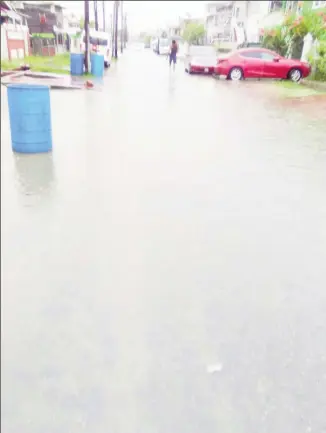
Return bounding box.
[262,26,288,56]
[314,56,326,81]
[308,42,326,81]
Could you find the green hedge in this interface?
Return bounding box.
[309,43,326,81]
[31,33,55,39]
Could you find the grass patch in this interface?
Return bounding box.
[274,80,325,97]
[1,53,71,74]
[0,53,98,78]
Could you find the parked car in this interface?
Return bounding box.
[215,48,311,82]
[81,30,111,68]
[184,45,217,75]
[237,42,262,49]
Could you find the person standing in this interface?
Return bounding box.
[169,39,178,70]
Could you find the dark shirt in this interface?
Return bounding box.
[170,43,178,55]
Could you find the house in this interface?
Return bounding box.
[284,0,326,13]
[13,1,66,54]
[65,12,80,30]
[241,1,284,44]
[167,22,181,38]
[231,1,249,44]
[205,1,234,43]
[1,1,30,60]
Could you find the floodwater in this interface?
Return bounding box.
[1,47,326,433]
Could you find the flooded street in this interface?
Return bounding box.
[2,47,326,433]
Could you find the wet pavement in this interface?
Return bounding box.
[1,47,326,433]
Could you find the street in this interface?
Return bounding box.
[1,47,326,433]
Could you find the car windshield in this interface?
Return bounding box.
[83,37,108,46]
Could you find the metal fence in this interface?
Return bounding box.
[31,38,56,56]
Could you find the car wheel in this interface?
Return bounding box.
[104,61,110,69]
[288,68,302,83]
[228,67,243,81]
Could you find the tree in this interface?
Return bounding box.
[79,17,95,29]
[182,22,206,45]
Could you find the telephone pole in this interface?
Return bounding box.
[102,0,105,31]
[113,1,119,59]
[124,14,127,48]
[120,0,123,54]
[94,0,99,31]
[84,0,90,73]
[110,12,114,51]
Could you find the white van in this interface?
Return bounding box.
[158,38,170,55]
[81,30,111,68]
[184,44,217,74]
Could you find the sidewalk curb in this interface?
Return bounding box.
[301,79,326,92]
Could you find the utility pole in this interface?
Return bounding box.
[102,0,105,31]
[124,14,127,48]
[120,0,123,54]
[84,0,90,73]
[110,12,114,52]
[94,0,99,31]
[113,0,119,58]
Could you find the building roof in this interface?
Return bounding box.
[1,1,26,19]
[25,1,65,9]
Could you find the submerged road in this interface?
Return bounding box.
[2,46,326,433]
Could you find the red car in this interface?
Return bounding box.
[215,48,311,82]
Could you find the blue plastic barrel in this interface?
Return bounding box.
[91,53,104,77]
[70,53,84,76]
[7,84,52,154]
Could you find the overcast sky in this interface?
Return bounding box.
[56,1,207,33]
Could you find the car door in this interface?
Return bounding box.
[239,51,265,78]
[260,51,287,78]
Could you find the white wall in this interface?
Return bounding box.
[1,24,30,60]
[1,26,9,60]
[246,1,272,43]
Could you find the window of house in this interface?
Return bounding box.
[269,1,283,12]
[286,1,298,12]
[312,1,326,8]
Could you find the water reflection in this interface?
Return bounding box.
[14,153,55,204]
